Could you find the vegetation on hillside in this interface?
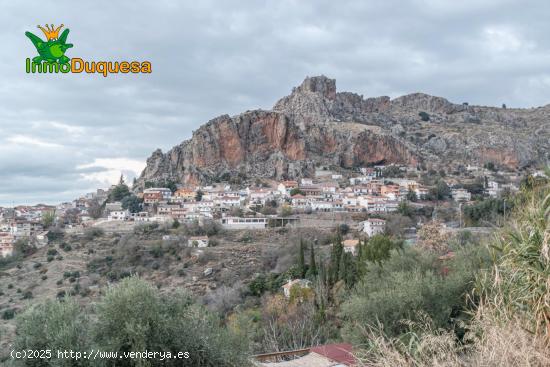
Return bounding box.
[353,174,550,366]
[10,277,250,366]
[4,173,548,366]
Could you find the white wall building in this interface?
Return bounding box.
[0,233,15,257]
[451,189,472,202]
[363,218,386,237]
[220,216,269,229]
[108,210,129,221]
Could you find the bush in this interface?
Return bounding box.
[15,298,89,357]
[84,227,104,240]
[419,111,430,121]
[463,197,508,226]
[134,222,159,235]
[47,248,58,256]
[341,244,490,342]
[338,223,350,235]
[2,309,15,320]
[93,277,249,365]
[61,243,73,251]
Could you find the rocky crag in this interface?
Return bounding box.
[136,76,549,188]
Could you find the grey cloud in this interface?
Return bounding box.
[1,0,549,205]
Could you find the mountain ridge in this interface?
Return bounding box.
[136,75,549,188]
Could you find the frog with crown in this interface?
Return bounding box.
[25,24,73,64]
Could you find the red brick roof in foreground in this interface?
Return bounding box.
[310,343,356,366]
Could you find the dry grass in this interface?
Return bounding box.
[355,309,550,367]
[466,309,550,366]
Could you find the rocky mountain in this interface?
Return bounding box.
[136,76,549,188]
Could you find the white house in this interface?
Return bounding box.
[10,221,31,238]
[343,239,360,256]
[486,181,500,198]
[214,195,242,208]
[108,210,129,221]
[157,204,181,216]
[249,189,276,205]
[363,218,386,237]
[277,181,299,196]
[282,279,311,298]
[451,189,472,202]
[188,236,209,248]
[131,211,150,222]
[220,216,269,229]
[0,233,15,257]
[349,176,374,185]
[414,186,429,199]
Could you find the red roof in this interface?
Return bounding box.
[310,343,356,366]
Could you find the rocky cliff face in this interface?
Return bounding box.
[136,76,549,188]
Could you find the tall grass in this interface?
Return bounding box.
[480,182,550,337]
[355,178,550,366]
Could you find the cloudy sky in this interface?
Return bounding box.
[1,0,549,205]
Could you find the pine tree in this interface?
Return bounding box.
[356,239,367,278]
[338,250,347,282]
[329,234,343,284]
[318,256,327,286]
[345,253,357,286]
[306,243,317,278]
[298,239,306,278]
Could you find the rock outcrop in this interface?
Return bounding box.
[136,75,549,188]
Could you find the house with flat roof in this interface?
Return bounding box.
[362,218,386,237]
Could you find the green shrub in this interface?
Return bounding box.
[93,277,250,365]
[341,244,490,342]
[419,111,430,121]
[15,298,88,355]
[84,227,104,240]
[134,222,159,235]
[2,309,15,320]
[47,248,58,256]
[463,197,509,226]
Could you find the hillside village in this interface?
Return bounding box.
[0,162,534,259]
[1,160,546,365]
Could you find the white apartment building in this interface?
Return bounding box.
[363,218,386,237]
